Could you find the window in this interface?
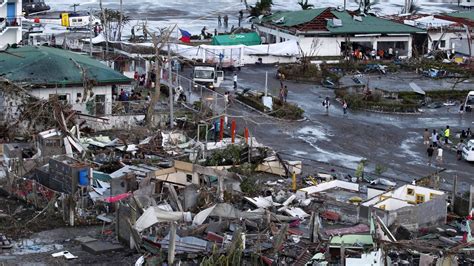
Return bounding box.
[407,188,414,196]
[430,193,440,200]
[395,42,406,50]
[416,194,425,204]
[440,40,446,48]
[186,174,193,183]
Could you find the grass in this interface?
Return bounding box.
[236,94,304,120]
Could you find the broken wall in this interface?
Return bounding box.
[385,195,447,230]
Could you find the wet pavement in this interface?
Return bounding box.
[206,65,474,191]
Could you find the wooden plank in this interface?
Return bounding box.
[193,164,240,180]
[174,161,193,172]
[154,167,177,177]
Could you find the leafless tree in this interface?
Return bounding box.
[143,25,176,127]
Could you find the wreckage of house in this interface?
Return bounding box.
[297,180,447,230]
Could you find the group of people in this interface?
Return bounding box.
[350,47,398,61]
[117,89,149,102]
[133,71,147,87]
[423,126,472,165]
[217,10,244,29]
[217,14,230,28]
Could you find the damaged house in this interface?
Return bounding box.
[297,180,447,230]
[0,46,132,117]
[255,7,423,58]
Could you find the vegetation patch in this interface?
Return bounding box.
[236,94,304,120]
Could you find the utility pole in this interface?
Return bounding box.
[89,9,93,56]
[168,42,174,129]
[99,0,108,60]
[118,0,123,41]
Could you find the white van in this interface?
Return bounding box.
[462,140,474,162]
[464,91,474,112]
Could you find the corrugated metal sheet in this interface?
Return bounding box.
[0,46,131,86]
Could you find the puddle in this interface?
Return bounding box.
[3,238,63,256]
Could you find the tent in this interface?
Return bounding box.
[211,32,261,46]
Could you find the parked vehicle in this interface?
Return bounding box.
[462,140,474,162]
[192,65,224,90]
[464,91,474,112]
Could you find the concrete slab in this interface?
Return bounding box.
[75,236,97,244]
[81,240,124,255]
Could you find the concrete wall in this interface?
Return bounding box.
[428,31,461,52]
[391,184,444,203]
[374,198,412,211]
[30,86,113,115]
[384,194,447,230]
[0,27,21,48]
[367,187,385,199]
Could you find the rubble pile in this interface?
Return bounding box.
[0,88,472,265]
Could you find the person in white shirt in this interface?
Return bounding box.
[436,147,443,164]
[233,73,238,89]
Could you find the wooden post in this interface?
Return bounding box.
[292,172,297,192]
[231,120,236,144]
[244,127,249,144]
[219,116,224,141]
[469,185,474,214]
[168,222,177,265]
[340,241,346,266]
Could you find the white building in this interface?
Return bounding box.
[0,0,22,49]
[401,14,473,54]
[255,8,423,59]
[0,46,131,119]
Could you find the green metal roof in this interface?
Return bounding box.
[211,32,262,46]
[329,234,374,247]
[261,8,327,27]
[327,11,421,34]
[445,11,474,21]
[0,46,131,86]
[260,8,422,35]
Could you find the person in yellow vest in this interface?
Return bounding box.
[444,125,450,145]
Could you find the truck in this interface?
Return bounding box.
[192,65,224,90]
[464,91,474,112]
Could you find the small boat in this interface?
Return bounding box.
[23,0,51,16]
[443,100,456,106]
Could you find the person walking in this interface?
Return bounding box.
[436,146,443,165]
[444,125,450,145]
[323,97,330,114]
[224,15,229,28]
[456,142,463,160]
[423,128,430,147]
[233,73,238,89]
[427,145,434,166]
[224,91,230,107]
[342,100,348,115]
[218,14,222,27]
[432,129,438,147]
